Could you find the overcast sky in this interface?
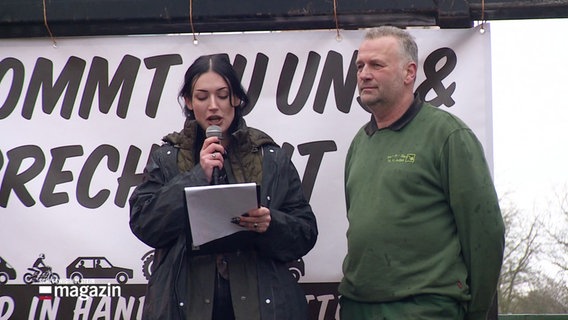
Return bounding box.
[490,18,568,217]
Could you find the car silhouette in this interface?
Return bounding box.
[0,256,17,285]
[66,257,133,284]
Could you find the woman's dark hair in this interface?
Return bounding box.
[178,53,249,122]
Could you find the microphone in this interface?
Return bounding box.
[206,125,223,185]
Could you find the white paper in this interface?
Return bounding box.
[184,182,259,246]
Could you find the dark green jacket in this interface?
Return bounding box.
[129,118,318,319]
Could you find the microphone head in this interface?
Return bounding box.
[206,125,223,139]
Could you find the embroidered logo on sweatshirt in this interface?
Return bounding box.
[387,153,416,163]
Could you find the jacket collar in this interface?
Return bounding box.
[364,94,423,136]
[160,117,277,173]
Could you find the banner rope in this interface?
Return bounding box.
[480,0,487,34]
[189,0,199,44]
[333,0,342,41]
[42,0,57,47]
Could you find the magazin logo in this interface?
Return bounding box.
[38,282,122,300]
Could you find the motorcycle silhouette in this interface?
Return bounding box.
[141,250,155,281]
[23,266,60,284]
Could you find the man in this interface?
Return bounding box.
[339,26,505,320]
[32,253,48,277]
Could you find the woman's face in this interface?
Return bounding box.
[184,71,240,135]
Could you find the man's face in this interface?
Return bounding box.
[355,36,408,110]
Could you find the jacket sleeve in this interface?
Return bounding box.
[442,129,505,320]
[255,148,318,262]
[129,145,209,248]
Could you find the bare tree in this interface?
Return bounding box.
[498,202,544,313]
[546,188,568,274]
[514,274,568,313]
[498,186,568,314]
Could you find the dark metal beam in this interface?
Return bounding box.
[0,0,567,39]
[469,0,568,21]
[0,0,439,39]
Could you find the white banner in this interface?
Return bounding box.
[0,25,492,319]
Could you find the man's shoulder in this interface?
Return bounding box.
[418,103,470,130]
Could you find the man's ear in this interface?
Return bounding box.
[404,62,417,84]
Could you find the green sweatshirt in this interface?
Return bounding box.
[339,99,505,320]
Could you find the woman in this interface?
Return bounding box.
[129,53,318,320]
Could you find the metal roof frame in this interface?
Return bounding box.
[1,0,568,39]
